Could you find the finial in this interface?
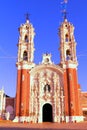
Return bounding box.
[25,13,30,22]
[62,9,67,20]
[61,0,68,20]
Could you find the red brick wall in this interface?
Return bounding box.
[66,68,82,116]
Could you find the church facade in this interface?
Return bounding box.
[14,17,84,123]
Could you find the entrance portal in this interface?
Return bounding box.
[42,103,53,122]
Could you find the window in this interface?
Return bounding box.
[44,84,51,92]
[65,34,68,42]
[65,24,67,27]
[25,35,29,43]
[66,49,71,60]
[45,58,49,63]
[83,111,87,116]
[23,51,28,61]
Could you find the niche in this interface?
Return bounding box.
[44,84,51,93]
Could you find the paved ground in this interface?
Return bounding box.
[0,122,87,130]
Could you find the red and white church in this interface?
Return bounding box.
[14,17,84,123]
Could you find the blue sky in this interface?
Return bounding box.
[0,0,87,97]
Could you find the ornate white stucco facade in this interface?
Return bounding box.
[29,56,65,123]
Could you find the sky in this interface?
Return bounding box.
[0,0,87,97]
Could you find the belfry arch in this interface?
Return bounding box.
[23,51,28,61]
[25,35,29,43]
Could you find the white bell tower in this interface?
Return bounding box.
[17,15,35,67]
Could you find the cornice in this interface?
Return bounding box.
[30,63,64,75]
[16,61,35,70]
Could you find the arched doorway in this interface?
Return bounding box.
[42,103,53,122]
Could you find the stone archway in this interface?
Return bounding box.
[42,103,53,122]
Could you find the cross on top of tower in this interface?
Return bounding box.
[61,0,68,20]
[25,13,30,22]
[62,9,68,20]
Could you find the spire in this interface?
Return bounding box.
[61,0,68,21]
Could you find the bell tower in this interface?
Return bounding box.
[15,16,35,122]
[59,19,77,64]
[18,16,35,64]
[59,18,83,122]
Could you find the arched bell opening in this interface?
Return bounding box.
[23,51,28,61]
[66,49,71,60]
[25,35,29,43]
[65,34,69,42]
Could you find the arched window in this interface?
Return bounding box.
[44,84,51,93]
[66,49,71,60]
[23,51,28,61]
[65,34,68,42]
[25,35,29,43]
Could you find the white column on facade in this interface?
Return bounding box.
[58,77,61,122]
[31,84,34,122]
[34,80,39,123]
[61,89,64,121]
[37,77,40,123]
[54,74,57,122]
[38,77,42,123]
